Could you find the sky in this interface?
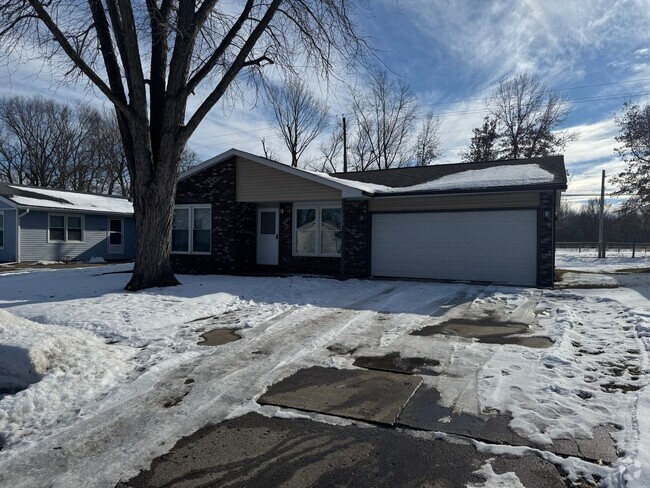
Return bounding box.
[0,0,649,208]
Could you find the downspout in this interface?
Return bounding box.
[340,198,346,278]
[17,208,30,263]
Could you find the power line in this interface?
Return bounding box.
[188,80,650,146]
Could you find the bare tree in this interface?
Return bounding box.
[611,101,650,213]
[412,111,441,166]
[264,76,329,167]
[486,73,578,160]
[0,1,367,290]
[460,116,500,162]
[315,118,344,173]
[349,70,419,170]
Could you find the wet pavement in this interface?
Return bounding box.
[412,318,554,348]
[258,367,422,425]
[119,413,567,488]
[197,329,241,346]
[352,352,440,375]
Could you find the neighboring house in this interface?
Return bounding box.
[0,182,135,263]
[172,149,567,287]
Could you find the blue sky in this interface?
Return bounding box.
[1,0,648,207]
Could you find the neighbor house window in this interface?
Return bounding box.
[171,205,211,254]
[0,211,4,249]
[293,205,342,256]
[48,214,83,242]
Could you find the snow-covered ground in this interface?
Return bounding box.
[0,255,649,487]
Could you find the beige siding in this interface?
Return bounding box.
[237,157,341,202]
[368,192,540,212]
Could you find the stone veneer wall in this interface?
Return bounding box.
[537,190,555,287]
[342,199,371,278]
[171,156,256,274]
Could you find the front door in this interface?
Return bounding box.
[108,218,124,254]
[257,209,279,265]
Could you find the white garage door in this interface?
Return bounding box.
[371,210,537,285]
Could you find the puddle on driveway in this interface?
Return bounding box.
[412,318,553,348]
[198,329,241,346]
[353,352,440,376]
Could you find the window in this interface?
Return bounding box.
[172,205,211,254]
[293,205,342,256]
[0,211,4,249]
[48,214,83,242]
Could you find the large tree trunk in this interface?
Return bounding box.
[125,130,182,291]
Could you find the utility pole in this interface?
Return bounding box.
[342,115,348,173]
[598,169,606,258]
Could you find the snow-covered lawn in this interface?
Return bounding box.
[0,255,649,487]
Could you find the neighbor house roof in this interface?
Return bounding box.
[332,156,567,196]
[0,182,133,214]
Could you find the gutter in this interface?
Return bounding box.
[368,184,569,199]
[16,208,30,263]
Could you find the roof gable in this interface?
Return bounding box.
[179,148,368,198]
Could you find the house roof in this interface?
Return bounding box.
[0,182,133,215]
[331,156,567,196]
[180,149,567,198]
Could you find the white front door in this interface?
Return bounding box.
[257,209,279,265]
[108,218,124,254]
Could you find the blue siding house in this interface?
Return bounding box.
[0,182,135,263]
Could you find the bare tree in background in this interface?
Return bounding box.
[486,73,577,159]
[462,74,577,162]
[349,70,419,170]
[412,111,441,166]
[315,118,344,173]
[0,0,367,290]
[264,76,329,167]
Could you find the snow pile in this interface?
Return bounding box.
[0,309,132,449]
[88,257,106,263]
[8,185,133,214]
[467,460,525,488]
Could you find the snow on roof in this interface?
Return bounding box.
[380,164,556,193]
[5,185,133,214]
[325,163,556,195]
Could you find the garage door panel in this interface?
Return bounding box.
[371,210,537,285]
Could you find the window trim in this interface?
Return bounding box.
[171,204,212,255]
[0,210,4,249]
[47,213,85,243]
[292,203,342,257]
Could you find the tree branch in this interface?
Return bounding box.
[26,0,131,116]
[186,0,254,93]
[181,0,283,141]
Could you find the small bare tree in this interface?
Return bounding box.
[349,70,419,170]
[0,1,367,290]
[264,76,329,167]
[412,111,441,166]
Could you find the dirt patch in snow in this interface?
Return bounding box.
[197,329,241,346]
[411,318,553,348]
